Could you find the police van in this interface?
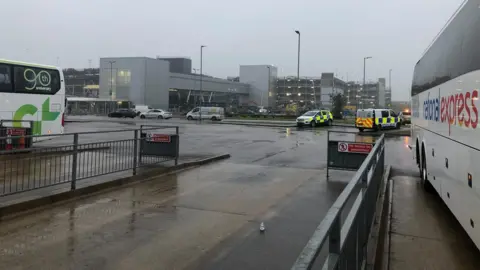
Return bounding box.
[355,108,401,132]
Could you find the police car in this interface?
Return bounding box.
[296,110,333,127]
[355,108,401,132]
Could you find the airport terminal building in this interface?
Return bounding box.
[98,57,276,111]
[65,56,387,115]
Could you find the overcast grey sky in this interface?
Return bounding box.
[3,0,463,101]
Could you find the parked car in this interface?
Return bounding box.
[139,109,172,119]
[399,110,411,125]
[108,108,137,118]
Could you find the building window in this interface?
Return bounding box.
[117,69,131,84]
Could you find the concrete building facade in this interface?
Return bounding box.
[99,57,252,111]
[275,73,347,110]
[99,57,170,109]
[239,65,277,108]
[343,79,387,109]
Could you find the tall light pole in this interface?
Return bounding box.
[200,45,206,104]
[295,30,301,106]
[362,56,372,109]
[389,68,392,108]
[200,45,206,121]
[389,68,392,91]
[108,60,116,100]
[294,30,300,80]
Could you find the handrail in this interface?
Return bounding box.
[291,134,385,269]
[0,126,177,141]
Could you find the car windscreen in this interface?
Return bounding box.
[302,111,317,116]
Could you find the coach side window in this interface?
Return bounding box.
[0,65,12,92]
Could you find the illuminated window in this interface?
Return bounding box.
[117,69,131,84]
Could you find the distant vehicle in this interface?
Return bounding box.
[186,107,224,121]
[108,108,136,118]
[399,110,411,125]
[296,110,333,127]
[134,105,153,116]
[355,108,401,132]
[0,59,65,137]
[139,109,172,119]
[411,0,480,250]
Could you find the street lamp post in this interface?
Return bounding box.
[200,45,206,121]
[389,68,392,108]
[389,68,392,91]
[295,30,300,106]
[294,30,300,80]
[108,60,116,100]
[362,56,372,109]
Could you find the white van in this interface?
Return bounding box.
[186,107,224,121]
[134,105,153,116]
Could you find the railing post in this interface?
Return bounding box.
[326,131,330,178]
[139,126,143,165]
[133,129,138,175]
[329,215,341,268]
[175,126,179,165]
[360,168,369,267]
[71,133,79,190]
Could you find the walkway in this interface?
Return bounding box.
[387,167,480,269]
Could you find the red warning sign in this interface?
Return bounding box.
[337,142,373,154]
[347,143,372,154]
[147,134,171,143]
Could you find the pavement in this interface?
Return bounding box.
[386,165,480,270]
[0,120,476,269]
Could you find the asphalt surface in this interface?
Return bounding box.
[0,119,415,270]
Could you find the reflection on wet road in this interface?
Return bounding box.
[0,122,415,270]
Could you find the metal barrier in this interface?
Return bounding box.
[292,134,385,270]
[0,126,179,196]
[327,131,376,178]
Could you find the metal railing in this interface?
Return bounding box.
[0,126,179,196]
[292,134,385,270]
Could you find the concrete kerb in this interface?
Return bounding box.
[215,121,295,128]
[0,153,231,221]
[365,165,392,270]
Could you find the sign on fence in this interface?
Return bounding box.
[327,131,376,177]
[146,133,171,143]
[337,142,373,154]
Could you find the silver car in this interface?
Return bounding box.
[139,109,172,119]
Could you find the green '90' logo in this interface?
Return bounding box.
[13,98,60,135]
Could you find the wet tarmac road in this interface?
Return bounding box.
[0,122,415,270]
